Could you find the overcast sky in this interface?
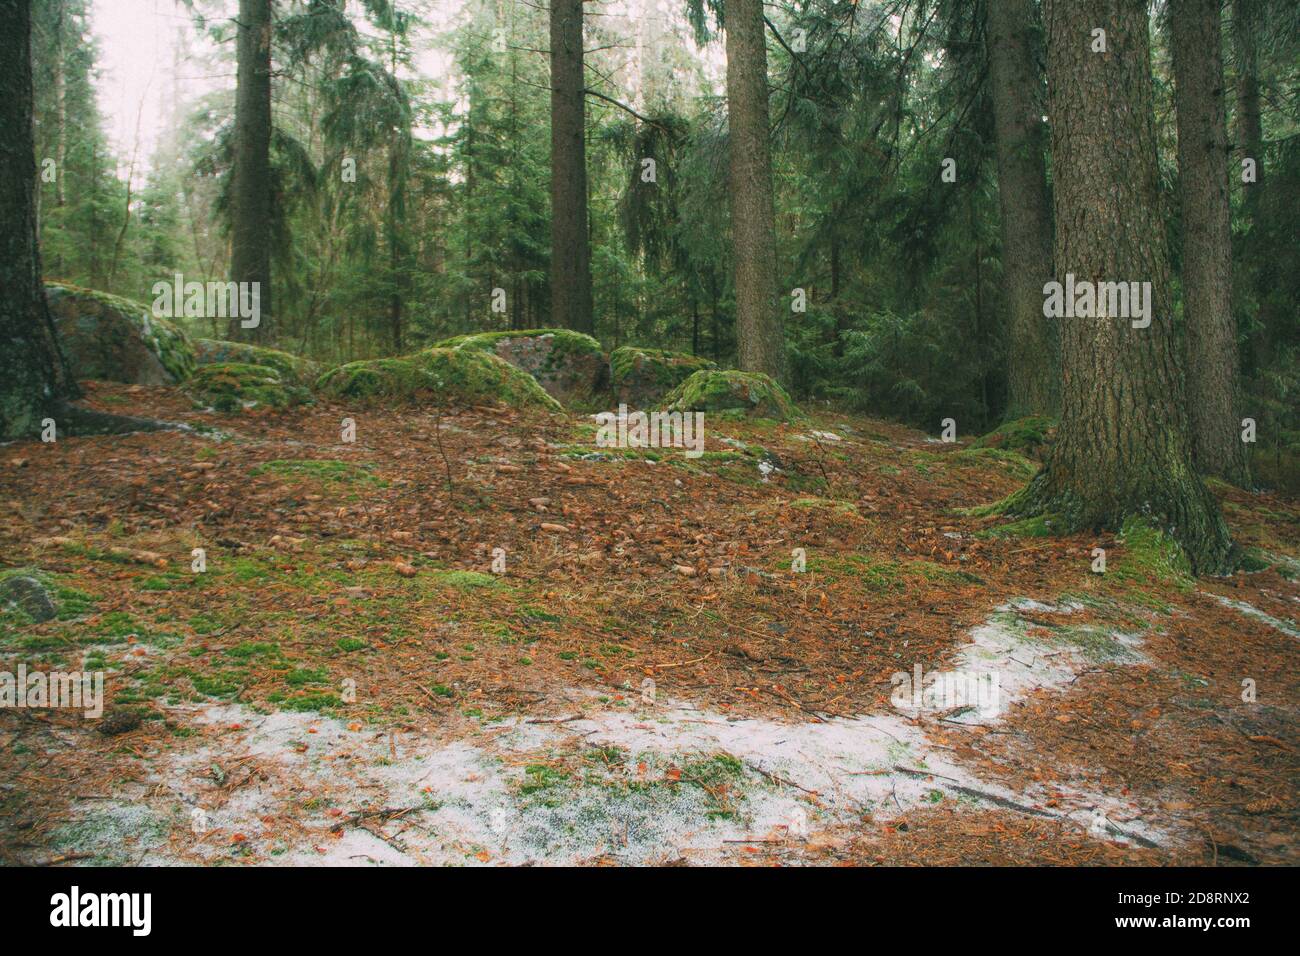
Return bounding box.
[85,0,722,179]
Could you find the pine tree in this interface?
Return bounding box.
[1011,0,1233,573]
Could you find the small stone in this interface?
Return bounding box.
[0,574,58,623]
[97,710,143,736]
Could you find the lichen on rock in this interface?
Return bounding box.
[433,329,607,404]
[315,347,562,411]
[194,339,321,386]
[46,282,196,385]
[657,369,803,423]
[609,346,716,409]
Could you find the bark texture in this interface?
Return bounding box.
[1016,0,1232,574]
[985,0,1058,418]
[230,0,272,341]
[549,0,594,334]
[0,0,77,441]
[1171,0,1249,485]
[1231,0,1263,208]
[724,0,786,382]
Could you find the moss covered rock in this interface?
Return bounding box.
[971,416,1057,460]
[315,348,561,411]
[46,282,195,385]
[194,339,321,386]
[185,362,312,413]
[609,346,717,408]
[657,369,803,422]
[434,329,606,403]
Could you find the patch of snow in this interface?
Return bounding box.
[1204,593,1300,639]
[59,603,1168,865]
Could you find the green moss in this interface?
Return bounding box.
[315,348,561,411]
[279,692,342,713]
[657,369,803,423]
[972,416,1057,457]
[609,346,717,406]
[1111,516,1193,590]
[250,458,380,485]
[185,362,312,413]
[433,329,606,403]
[951,447,1040,479]
[435,328,601,364]
[45,282,196,384]
[193,339,321,385]
[427,569,501,591]
[978,513,1059,538]
[803,553,982,591]
[788,497,862,519]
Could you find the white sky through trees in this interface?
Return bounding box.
[88,0,724,180]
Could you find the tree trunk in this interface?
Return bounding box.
[1014,0,1232,574]
[549,0,593,334]
[0,0,77,441]
[1231,0,1263,211]
[986,0,1057,419]
[1171,0,1249,485]
[725,0,785,382]
[230,0,272,341]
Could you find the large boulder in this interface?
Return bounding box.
[315,348,561,412]
[46,282,195,385]
[658,369,803,423]
[194,339,321,386]
[610,347,717,409]
[185,362,313,413]
[434,329,606,404]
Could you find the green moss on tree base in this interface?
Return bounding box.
[657,369,803,422]
[185,363,312,413]
[971,416,1057,458]
[315,348,561,411]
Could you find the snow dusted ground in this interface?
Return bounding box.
[53,600,1167,865]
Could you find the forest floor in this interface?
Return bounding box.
[1,381,1296,866]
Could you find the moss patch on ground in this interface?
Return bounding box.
[185,362,313,413]
[315,348,561,411]
[658,369,803,423]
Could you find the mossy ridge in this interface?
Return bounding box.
[435,328,602,363]
[45,282,196,384]
[315,348,561,411]
[185,362,312,413]
[194,338,321,385]
[657,369,804,423]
